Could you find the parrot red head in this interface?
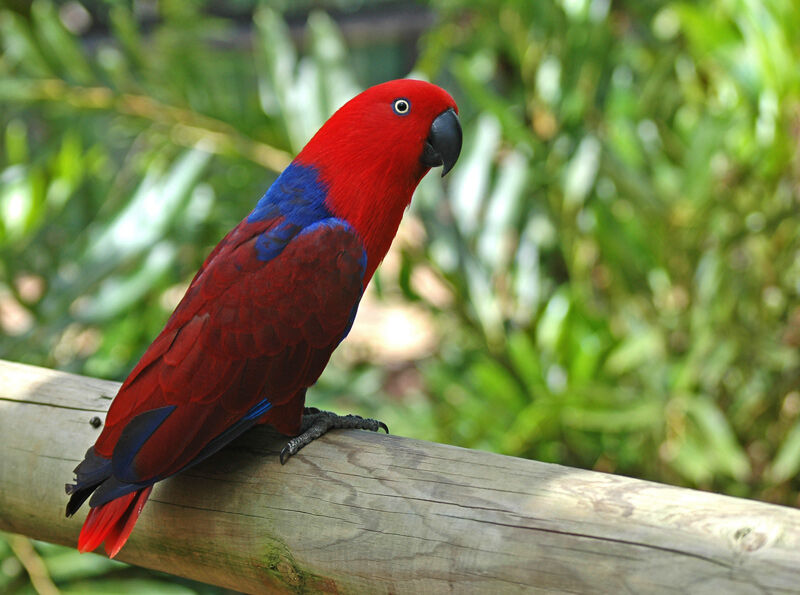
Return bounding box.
[296,79,462,280]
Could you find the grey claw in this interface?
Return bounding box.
[280,444,294,465]
[279,409,389,465]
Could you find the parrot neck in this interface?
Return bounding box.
[294,155,428,283]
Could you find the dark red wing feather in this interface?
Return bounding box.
[94,217,365,482]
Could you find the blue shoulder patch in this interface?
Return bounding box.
[248,163,336,261]
[248,162,330,224]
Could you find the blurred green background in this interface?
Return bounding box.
[1,0,799,591]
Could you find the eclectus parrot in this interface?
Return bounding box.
[65,79,462,558]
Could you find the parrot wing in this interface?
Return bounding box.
[80,216,366,507]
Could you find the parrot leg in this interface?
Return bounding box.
[279,407,388,464]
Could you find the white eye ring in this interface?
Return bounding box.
[392,98,410,115]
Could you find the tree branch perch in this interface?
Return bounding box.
[0,359,798,593]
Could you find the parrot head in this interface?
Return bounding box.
[296,78,462,280]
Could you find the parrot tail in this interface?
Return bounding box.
[77,486,153,558]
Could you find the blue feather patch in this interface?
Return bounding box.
[112,406,176,483]
[143,398,272,479]
[254,221,301,261]
[88,399,274,508]
[248,163,331,225]
[243,397,273,420]
[89,474,149,507]
[72,445,113,487]
[247,163,335,262]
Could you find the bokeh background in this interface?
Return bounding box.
[1,0,799,591]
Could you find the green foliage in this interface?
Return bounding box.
[407,0,800,502]
[0,532,235,593]
[1,0,799,591]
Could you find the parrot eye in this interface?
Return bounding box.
[392,98,410,115]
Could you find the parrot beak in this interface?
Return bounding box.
[421,108,462,176]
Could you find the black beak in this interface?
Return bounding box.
[421,108,462,176]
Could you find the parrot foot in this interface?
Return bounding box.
[279,407,388,464]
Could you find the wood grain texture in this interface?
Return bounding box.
[1,358,799,594]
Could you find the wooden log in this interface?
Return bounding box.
[0,358,799,594]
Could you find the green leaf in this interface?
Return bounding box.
[470,355,525,410]
[62,579,196,594]
[562,397,662,432]
[0,9,54,76]
[75,242,177,323]
[41,549,125,582]
[4,118,28,164]
[766,422,800,484]
[109,4,145,71]
[687,397,751,481]
[507,330,544,394]
[563,135,600,208]
[84,149,211,265]
[604,328,664,377]
[449,113,501,237]
[477,148,528,269]
[536,289,570,355]
[31,0,94,84]
[0,165,44,243]
[308,11,359,115]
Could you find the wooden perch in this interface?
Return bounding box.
[1,359,799,593]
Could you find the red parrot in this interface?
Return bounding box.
[65,79,461,558]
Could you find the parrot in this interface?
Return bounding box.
[64,79,462,558]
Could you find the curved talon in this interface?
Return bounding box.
[279,408,389,465]
[280,438,303,464]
